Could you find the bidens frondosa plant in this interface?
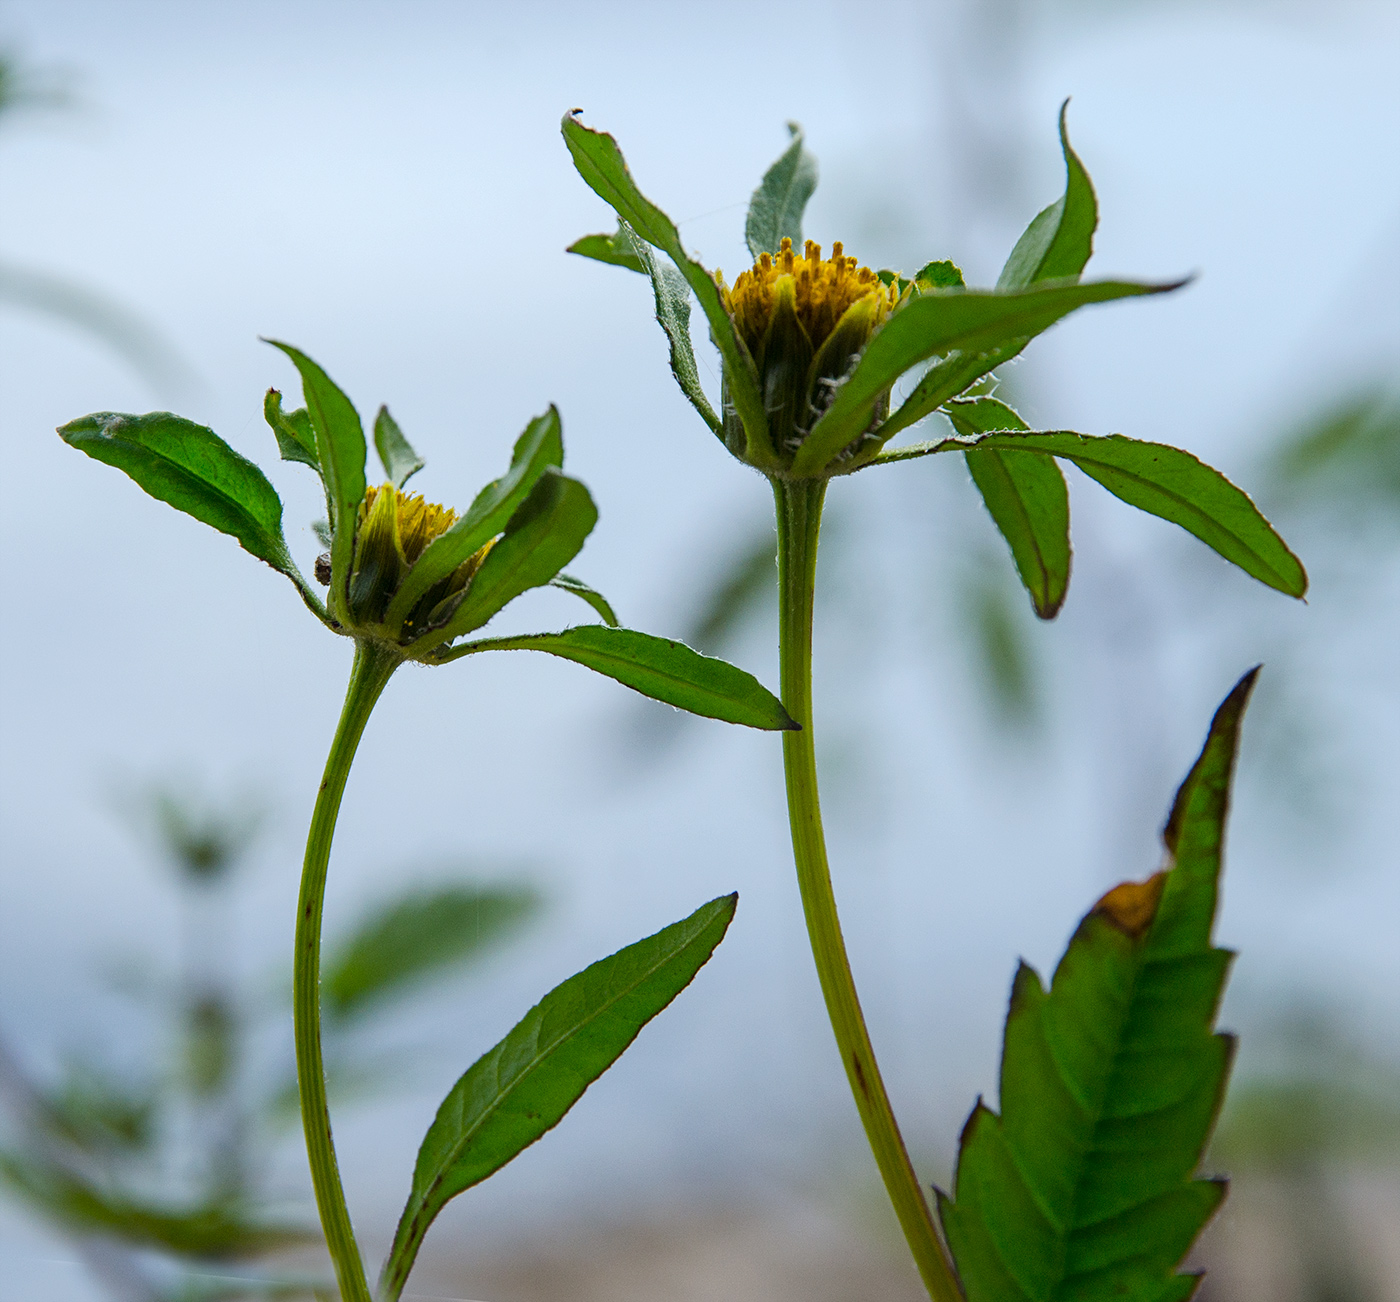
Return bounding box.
[59,341,794,1302]
[565,106,1307,1302]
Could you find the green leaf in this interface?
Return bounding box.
[323,883,540,1023]
[561,113,770,457]
[997,102,1098,290]
[58,411,295,576]
[623,220,722,433]
[435,624,797,731]
[939,669,1258,1302]
[0,1150,314,1260]
[793,279,1181,476]
[374,405,425,488]
[915,260,966,290]
[423,470,596,648]
[382,406,564,633]
[567,223,646,273]
[949,398,1072,620]
[263,389,320,472]
[745,122,819,259]
[549,572,619,626]
[378,893,738,1302]
[264,341,366,603]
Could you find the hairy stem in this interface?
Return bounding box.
[296,640,400,1302]
[773,476,962,1302]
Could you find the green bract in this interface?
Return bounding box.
[563,106,1308,612]
[58,342,796,732]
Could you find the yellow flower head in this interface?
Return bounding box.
[716,239,899,469]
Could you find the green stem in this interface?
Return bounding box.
[296,639,400,1302]
[772,477,963,1302]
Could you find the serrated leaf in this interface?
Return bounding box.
[263,389,320,472]
[949,398,1071,620]
[549,572,619,626]
[939,670,1257,1302]
[378,894,738,1302]
[423,470,596,648]
[745,122,819,259]
[567,223,646,273]
[998,102,1098,290]
[436,624,797,731]
[264,342,366,605]
[58,411,295,576]
[0,1150,314,1260]
[794,279,1181,476]
[323,883,540,1023]
[382,406,563,632]
[374,405,424,488]
[561,113,769,456]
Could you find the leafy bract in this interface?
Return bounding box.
[373,405,424,488]
[745,122,818,259]
[425,470,596,648]
[383,406,563,631]
[436,624,796,731]
[997,103,1098,291]
[378,894,738,1301]
[561,113,770,455]
[567,223,646,273]
[263,389,319,472]
[875,426,1307,598]
[264,341,366,602]
[951,397,1072,620]
[323,884,539,1023]
[939,670,1257,1302]
[793,279,1181,476]
[58,411,296,577]
[549,572,619,626]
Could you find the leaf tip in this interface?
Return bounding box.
[1092,871,1167,940]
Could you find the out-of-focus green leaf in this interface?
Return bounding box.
[950,397,1071,620]
[997,103,1098,290]
[876,427,1308,598]
[57,412,297,577]
[567,224,646,273]
[548,572,619,626]
[795,278,1181,475]
[745,122,818,259]
[425,470,596,647]
[373,405,424,488]
[263,389,319,473]
[1270,388,1400,513]
[939,670,1256,1302]
[623,220,721,433]
[959,556,1039,726]
[264,342,366,600]
[44,1063,155,1155]
[561,113,769,453]
[686,523,777,653]
[378,894,738,1302]
[383,407,563,631]
[323,884,540,1023]
[0,1151,314,1260]
[167,1271,331,1301]
[436,624,797,731]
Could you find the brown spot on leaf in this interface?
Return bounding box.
[1092,871,1166,939]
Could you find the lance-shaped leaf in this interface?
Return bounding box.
[264,342,366,603]
[950,398,1071,620]
[561,113,769,454]
[383,407,563,631]
[793,279,1180,476]
[374,405,424,488]
[378,894,738,1302]
[436,624,796,731]
[263,389,320,473]
[938,670,1257,1302]
[998,102,1098,291]
[567,222,646,273]
[422,470,596,648]
[745,122,818,259]
[877,427,1307,598]
[549,572,619,626]
[58,411,296,576]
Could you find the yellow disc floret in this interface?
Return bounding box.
[362,484,459,563]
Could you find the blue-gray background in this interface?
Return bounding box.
[2,0,1397,1295]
